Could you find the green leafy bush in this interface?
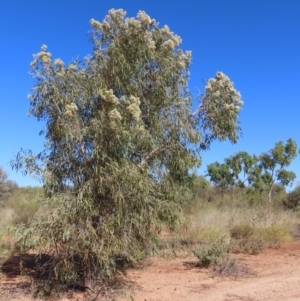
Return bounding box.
[261,225,292,247]
[233,236,265,255]
[230,223,265,254]
[230,223,254,239]
[193,237,231,267]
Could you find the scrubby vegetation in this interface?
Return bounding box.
[0,186,42,259]
[0,166,18,206]
[0,8,299,300]
[284,185,300,210]
[0,167,299,298]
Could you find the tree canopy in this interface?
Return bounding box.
[12,9,243,290]
[206,139,298,201]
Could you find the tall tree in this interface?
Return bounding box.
[12,9,243,290]
[259,138,297,202]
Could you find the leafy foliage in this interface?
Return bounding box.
[193,237,231,267]
[259,139,297,202]
[206,152,261,191]
[206,139,297,202]
[11,9,242,291]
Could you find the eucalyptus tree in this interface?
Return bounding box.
[12,9,243,290]
[259,138,297,202]
[206,139,297,202]
[206,152,259,191]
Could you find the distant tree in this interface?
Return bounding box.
[259,138,297,202]
[206,161,232,191]
[206,152,258,191]
[189,175,212,201]
[12,9,243,290]
[0,166,18,205]
[206,139,298,203]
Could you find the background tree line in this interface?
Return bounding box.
[206,138,298,203]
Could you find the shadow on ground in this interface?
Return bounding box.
[1,253,52,278]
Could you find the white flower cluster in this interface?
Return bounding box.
[66,103,78,111]
[177,50,191,70]
[108,8,127,22]
[54,58,65,77]
[56,71,65,78]
[161,39,175,50]
[68,64,77,71]
[90,18,102,30]
[120,96,130,106]
[36,44,52,64]
[109,108,122,121]
[64,103,78,117]
[105,92,142,125]
[90,18,111,31]
[126,96,141,121]
[54,58,64,67]
[161,25,182,47]
[30,45,52,66]
[137,10,155,26]
[91,9,127,32]
[205,72,243,110]
[161,25,171,36]
[98,89,119,105]
[145,32,156,50]
[125,17,141,29]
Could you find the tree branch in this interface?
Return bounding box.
[138,140,169,168]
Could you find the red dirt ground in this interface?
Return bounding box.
[1,242,300,301]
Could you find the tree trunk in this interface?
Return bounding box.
[84,259,94,291]
[268,179,276,203]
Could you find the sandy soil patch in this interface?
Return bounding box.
[1,242,300,301]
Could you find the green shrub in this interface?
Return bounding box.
[230,223,265,254]
[233,236,265,255]
[261,225,293,247]
[230,224,254,239]
[193,237,231,267]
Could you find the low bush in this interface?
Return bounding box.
[260,225,293,247]
[232,236,265,255]
[230,223,265,254]
[230,224,254,240]
[193,237,231,267]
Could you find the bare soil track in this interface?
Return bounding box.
[1,242,300,301]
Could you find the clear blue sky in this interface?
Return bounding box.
[1,0,299,189]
